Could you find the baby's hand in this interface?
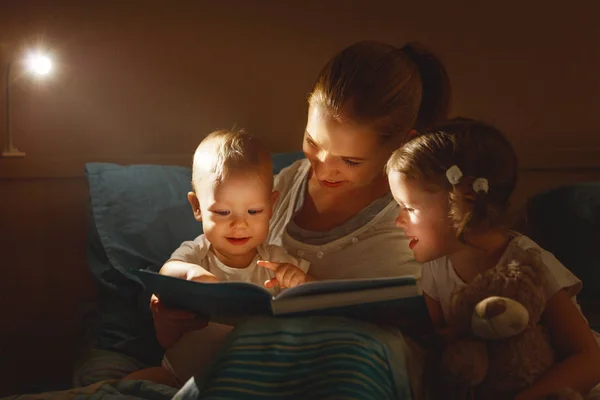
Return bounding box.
[186,266,220,283]
[149,294,209,349]
[257,260,315,289]
[160,261,219,283]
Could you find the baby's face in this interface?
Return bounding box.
[195,169,275,260]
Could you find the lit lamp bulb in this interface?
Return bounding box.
[26,53,53,76]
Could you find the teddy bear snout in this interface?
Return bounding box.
[481,298,507,319]
[471,296,530,340]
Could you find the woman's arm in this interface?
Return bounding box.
[515,289,600,399]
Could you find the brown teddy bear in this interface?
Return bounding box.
[439,244,582,400]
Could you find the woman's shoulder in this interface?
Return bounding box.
[268,159,310,246]
[274,159,310,190]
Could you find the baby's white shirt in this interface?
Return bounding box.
[169,234,310,293]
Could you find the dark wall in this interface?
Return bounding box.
[1,0,599,395]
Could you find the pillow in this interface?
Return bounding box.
[84,151,305,364]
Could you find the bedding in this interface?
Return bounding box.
[173,317,418,400]
[1,380,176,400]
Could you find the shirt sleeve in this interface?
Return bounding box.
[168,235,207,265]
[420,261,440,300]
[539,250,583,300]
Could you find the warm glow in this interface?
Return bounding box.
[26,53,52,75]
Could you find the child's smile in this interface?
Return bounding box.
[226,237,250,246]
[388,170,457,263]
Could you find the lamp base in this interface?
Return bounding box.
[1,150,26,157]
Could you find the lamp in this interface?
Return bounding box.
[2,51,53,158]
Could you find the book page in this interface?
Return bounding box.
[271,284,421,315]
[274,275,417,300]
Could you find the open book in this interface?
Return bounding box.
[132,269,427,325]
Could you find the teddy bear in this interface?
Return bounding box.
[439,244,582,400]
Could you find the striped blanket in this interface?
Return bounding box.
[175,316,416,400]
[3,317,419,400]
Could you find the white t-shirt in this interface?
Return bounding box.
[421,234,583,322]
[169,234,311,293]
[268,159,421,280]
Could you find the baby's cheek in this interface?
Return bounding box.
[254,219,271,239]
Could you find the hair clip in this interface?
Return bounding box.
[446,165,463,185]
[473,178,489,194]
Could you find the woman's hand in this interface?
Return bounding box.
[257,260,316,288]
[149,294,209,349]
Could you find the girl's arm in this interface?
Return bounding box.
[515,289,600,399]
[424,294,463,344]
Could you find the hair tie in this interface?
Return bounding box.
[473,178,489,194]
[446,165,463,185]
[446,165,489,194]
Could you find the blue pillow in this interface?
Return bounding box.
[84,151,305,364]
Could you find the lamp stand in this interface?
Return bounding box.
[2,60,25,158]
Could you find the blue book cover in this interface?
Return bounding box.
[131,269,428,325]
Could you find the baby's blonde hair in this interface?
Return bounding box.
[191,129,272,192]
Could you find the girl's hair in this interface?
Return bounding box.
[387,118,519,239]
[309,41,451,145]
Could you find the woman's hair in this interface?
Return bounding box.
[386,118,519,239]
[191,129,272,192]
[308,41,451,145]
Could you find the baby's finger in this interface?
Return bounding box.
[190,274,220,283]
[288,273,306,288]
[149,294,161,310]
[280,267,300,287]
[257,260,282,271]
[264,277,280,288]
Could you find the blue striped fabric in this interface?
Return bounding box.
[176,317,413,400]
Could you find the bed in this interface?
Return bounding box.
[3,151,599,400]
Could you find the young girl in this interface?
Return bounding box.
[386,118,600,399]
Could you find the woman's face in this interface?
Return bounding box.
[303,105,391,193]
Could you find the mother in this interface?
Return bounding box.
[267,41,450,280]
[173,40,451,398]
